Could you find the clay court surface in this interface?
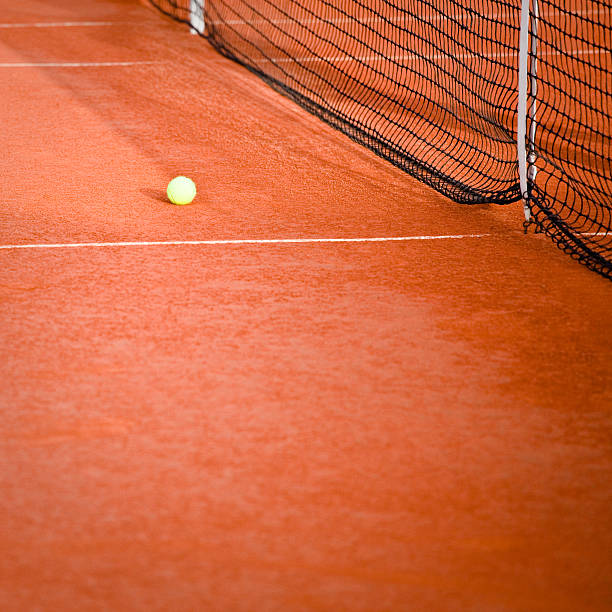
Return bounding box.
[1,1,611,610]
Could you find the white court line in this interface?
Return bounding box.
[258,47,605,67]
[210,7,605,28]
[0,234,491,251]
[0,8,601,29]
[2,46,601,69]
[0,21,117,28]
[0,61,162,68]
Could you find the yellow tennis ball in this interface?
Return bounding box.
[167,176,196,205]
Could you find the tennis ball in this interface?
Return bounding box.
[167,176,196,205]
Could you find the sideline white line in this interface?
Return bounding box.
[0,234,491,250]
[0,21,117,28]
[0,61,162,68]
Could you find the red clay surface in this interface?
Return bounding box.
[0,1,611,611]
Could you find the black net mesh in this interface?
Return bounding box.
[526,2,611,278]
[150,0,611,279]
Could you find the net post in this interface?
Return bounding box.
[190,0,205,35]
[517,0,538,225]
[517,0,530,222]
[527,0,539,191]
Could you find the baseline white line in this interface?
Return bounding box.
[0,21,117,28]
[258,47,605,67]
[0,234,491,250]
[0,61,162,68]
[210,7,605,27]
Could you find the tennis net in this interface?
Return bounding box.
[150,0,611,279]
[524,1,611,278]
